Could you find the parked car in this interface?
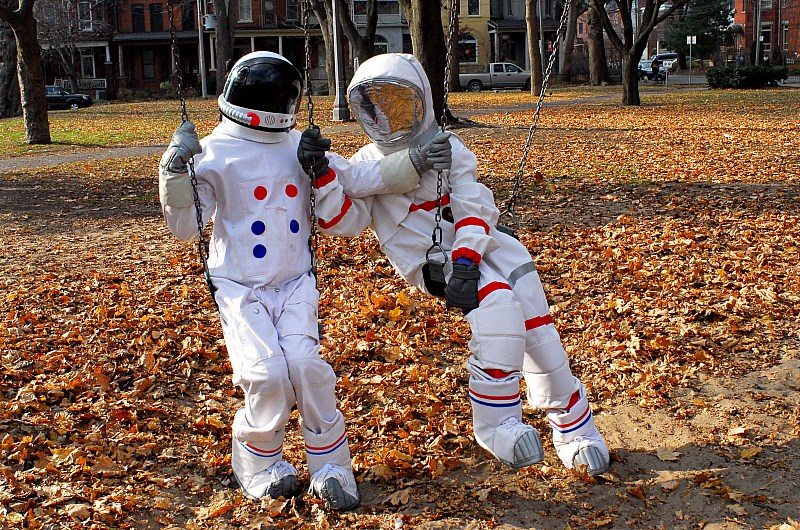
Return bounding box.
[638,59,666,82]
[650,53,678,72]
[45,86,93,110]
[459,62,532,92]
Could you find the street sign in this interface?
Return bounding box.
[687,35,697,45]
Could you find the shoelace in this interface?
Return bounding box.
[308,463,350,494]
[499,417,534,438]
[268,461,296,481]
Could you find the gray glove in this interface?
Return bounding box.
[160,120,202,174]
[159,120,201,208]
[297,127,331,179]
[445,261,480,313]
[409,131,452,175]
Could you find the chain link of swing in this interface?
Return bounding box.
[302,0,319,279]
[501,0,574,231]
[167,0,217,308]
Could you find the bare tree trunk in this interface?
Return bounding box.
[526,0,543,95]
[445,1,460,92]
[397,0,448,123]
[336,0,377,67]
[0,0,50,143]
[559,0,581,82]
[310,0,335,94]
[586,1,608,85]
[622,51,640,105]
[213,0,237,95]
[0,12,21,118]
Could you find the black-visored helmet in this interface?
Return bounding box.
[218,51,303,132]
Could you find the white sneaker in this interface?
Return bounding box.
[495,417,544,468]
[308,463,360,511]
[234,460,301,500]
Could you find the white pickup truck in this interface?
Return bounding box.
[459,62,532,92]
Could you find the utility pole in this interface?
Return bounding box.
[332,0,350,121]
[197,0,208,98]
[754,0,762,65]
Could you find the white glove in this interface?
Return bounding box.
[408,131,452,175]
[159,120,201,208]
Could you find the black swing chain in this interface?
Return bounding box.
[426,0,460,265]
[167,0,217,308]
[302,0,319,279]
[501,0,573,230]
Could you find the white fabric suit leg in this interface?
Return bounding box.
[464,267,543,468]
[486,232,610,475]
[302,411,360,510]
[215,278,299,499]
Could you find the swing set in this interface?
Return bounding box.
[165,0,573,306]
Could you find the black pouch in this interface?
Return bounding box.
[496,224,519,240]
[422,259,447,298]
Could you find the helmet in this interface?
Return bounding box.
[347,53,437,153]
[218,51,303,132]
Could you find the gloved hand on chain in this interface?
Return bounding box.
[297,127,331,179]
[159,120,202,208]
[445,258,480,313]
[409,131,452,176]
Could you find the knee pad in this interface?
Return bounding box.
[233,356,295,440]
[465,303,526,372]
[522,340,578,410]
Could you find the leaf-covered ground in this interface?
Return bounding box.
[1,88,799,529]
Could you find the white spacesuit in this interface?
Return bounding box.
[300,53,610,474]
[158,51,451,510]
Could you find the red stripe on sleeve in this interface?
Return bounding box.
[318,196,352,229]
[314,168,336,188]
[452,247,482,264]
[409,195,451,212]
[455,216,490,234]
[477,281,511,301]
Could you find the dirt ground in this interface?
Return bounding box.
[1,103,800,530]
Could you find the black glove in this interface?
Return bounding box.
[445,262,480,313]
[298,127,331,178]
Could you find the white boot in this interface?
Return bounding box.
[231,434,301,499]
[470,376,544,468]
[548,384,610,475]
[303,411,359,510]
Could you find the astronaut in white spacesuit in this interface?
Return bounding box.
[158,51,452,510]
[297,53,610,475]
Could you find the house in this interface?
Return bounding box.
[733,0,798,65]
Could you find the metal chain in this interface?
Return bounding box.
[168,0,217,308]
[501,0,573,230]
[302,0,318,278]
[427,0,460,263]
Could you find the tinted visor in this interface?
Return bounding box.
[348,79,424,145]
[225,57,303,114]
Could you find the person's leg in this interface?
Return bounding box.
[216,279,301,499]
[463,265,544,468]
[276,274,359,510]
[486,233,610,475]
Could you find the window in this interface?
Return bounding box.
[544,0,552,17]
[181,0,195,30]
[286,0,297,21]
[493,63,503,72]
[150,3,163,32]
[81,54,95,77]
[239,0,252,21]
[373,35,389,54]
[578,22,585,34]
[459,33,477,63]
[760,22,772,53]
[783,21,789,51]
[143,50,155,79]
[78,1,93,31]
[761,0,771,7]
[505,63,522,72]
[132,4,145,32]
[468,0,479,15]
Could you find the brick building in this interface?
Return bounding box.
[733,0,799,65]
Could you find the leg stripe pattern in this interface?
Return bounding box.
[305,432,348,456]
[549,404,592,434]
[525,314,554,330]
[469,388,522,408]
[240,441,283,458]
[507,262,538,288]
